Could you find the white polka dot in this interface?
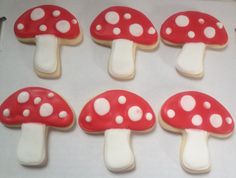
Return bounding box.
[198,18,205,24]
[39,24,47,31]
[34,97,41,104]
[105,11,120,25]
[146,113,153,121]
[52,10,61,17]
[3,108,10,117]
[203,101,211,109]
[48,92,54,98]
[148,27,156,35]
[175,15,189,27]
[17,23,24,30]
[23,109,30,117]
[59,111,67,118]
[30,8,45,21]
[39,103,53,117]
[113,27,121,35]
[96,25,102,31]
[192,115,203,126]
[128,106,143,121]
[17,91,30,104]
[118,96,126,104]
[180,95,196,112]
[124,13,131,19]
[72,19,77,24]
[167,109,175,118]
[56,20,71,33]
[129,23,143,37]
[226,117,233,124]
[94,98,110,116]
[166,27,172,35]
[204,27,216,38]
[216,22,223,29]
[210,114,223,128]
[188,31,195,38]
[85,116,92,122]
[115,115,123,124]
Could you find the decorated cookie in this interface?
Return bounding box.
[0,87,74,166]
[160,11,228,78]
[79,90,155,172]
[14,5,82,79]
[90,6,158,80]
[159,91,234,173]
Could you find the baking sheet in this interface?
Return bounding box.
[0,0,235,177]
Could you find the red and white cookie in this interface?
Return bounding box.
[90,6,158,80]
[79,90,156,172]
[161,11,228,78]
[159,91,234,173]
[0,87,74,166]
[14,5,82,79]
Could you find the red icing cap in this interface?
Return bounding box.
[160,11,228,46]
[0,87,74,127]
[160,91,234,135]
[79,90,156,132]
[90,6,158,46]
[14,5,81,39]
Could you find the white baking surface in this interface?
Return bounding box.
[0,0,235,177]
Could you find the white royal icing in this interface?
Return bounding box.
[118,96,126,104]
[129,23,143,37]
[30,8,45,21]
[191,115,203,126]
[105,11,120,25]
[39,103,53,117]
[146,113,153,121]
[203,101,211,109]
[85,116,92,122]
[39,24,47,32]
[167,109,175,118]
[72,19,77,24]
[3,108,10,117]
[59,111,67,118]
[52,10,60,17]
[198,18,205,24]
[175,15,189,27]
[17,23,24,30]
[115,115,124,124]
[34,97,42,104]
[226,117,232,124]
[94,98,110,116]
[188,31,195,38]
[56,20,71,33]
[216,22,223,29]
[128,106,143,121]
[23,109,30,117]
[165,27,172,35]
[148,27,156,35]
[113,27,121,35]
[124,13,131,19]
[17,91,30,104]
[104,129,134,172]
[204,26,216,39]
[96,24,102,31]
[47,92,54,98]
[180,95,196,112]
[210,114,222,128]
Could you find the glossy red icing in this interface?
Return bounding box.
[14,5,80,39]
[160,11,228,45]
[79,90,156,132]
[160,91,234,135]
[0,87,74,127]
[90,6,158,45]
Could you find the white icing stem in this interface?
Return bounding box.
[104,129,135,172]
[182,129,210,173]
[17,123,47,166]
[34,34,59,74]
[109,39,135,79]
[176,43,206,78]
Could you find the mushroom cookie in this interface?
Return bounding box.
[160,11,228,78]
[90,6,158,80]
[79,90,156,172]
[14,5,82,79]
[0,87,74,166]
[159,91,234,173]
